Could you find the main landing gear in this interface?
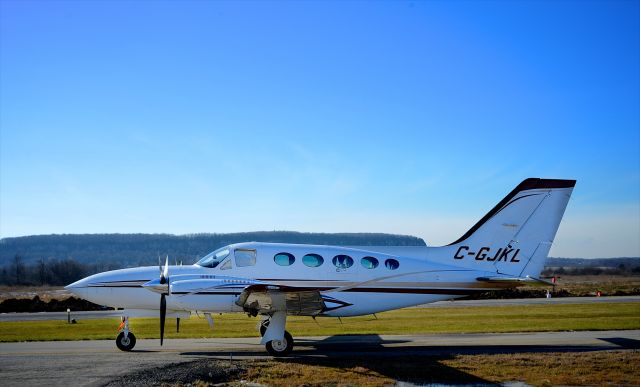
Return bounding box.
[259,314,294,357]
[116,316,136,351]
[265,331,294,356]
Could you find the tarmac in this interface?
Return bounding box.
[1,330,639,386]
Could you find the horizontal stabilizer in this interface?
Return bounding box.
[476,276,554,287]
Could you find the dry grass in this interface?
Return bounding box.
[445,351,640,386]
[242,359,396,386]
[551,275,640,296]
[234,350,640,386]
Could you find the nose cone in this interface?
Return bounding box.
[65,277,90,299]
[65,278,86,289]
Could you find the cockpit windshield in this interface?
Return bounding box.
[195,247,230,268]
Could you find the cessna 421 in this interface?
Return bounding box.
[66,178,575,356]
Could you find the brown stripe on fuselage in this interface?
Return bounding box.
[186,287,486,296]
[255,280,514,290]
[343,288,485,295]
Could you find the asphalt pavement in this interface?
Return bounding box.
[1,330,639,386]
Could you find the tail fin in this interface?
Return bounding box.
[444,178,575,277]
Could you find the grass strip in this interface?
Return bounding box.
[0,302,638,342]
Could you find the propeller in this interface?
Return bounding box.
[158,255,169,345]
[160,292,166,345]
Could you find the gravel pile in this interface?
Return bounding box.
[103,359,246,386]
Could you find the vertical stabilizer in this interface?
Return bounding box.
[439,178,575,277]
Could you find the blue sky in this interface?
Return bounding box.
[1,1,638,257]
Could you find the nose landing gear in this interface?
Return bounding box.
[116,316,136,351]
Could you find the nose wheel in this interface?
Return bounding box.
[116,331,136,351]
[116,316,136,351]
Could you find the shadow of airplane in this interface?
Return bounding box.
[597,337,640,349]
[292,333,623,356]
[181,333,627,357]
[181,337,495,386]
[177,333,635,385]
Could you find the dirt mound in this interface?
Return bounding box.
[0,296,111,313]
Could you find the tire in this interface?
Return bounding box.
[116,331,136,351]
[265,331,293,357]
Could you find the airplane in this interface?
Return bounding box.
[65,178,575,356]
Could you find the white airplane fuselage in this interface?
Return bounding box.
[65,178,576,355]
[67,243,506,317]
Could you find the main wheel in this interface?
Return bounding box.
[116,331,136,351]
[265,331,293,357]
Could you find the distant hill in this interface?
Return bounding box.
[0,232,427,269]
[0,232,637,286]
[2,233,638,270]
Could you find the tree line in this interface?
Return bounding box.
[0,255,106,286]
[0,232,427,285]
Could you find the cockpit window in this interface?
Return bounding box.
[220,259,232,270]
[196,247,230,268]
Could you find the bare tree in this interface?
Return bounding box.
[13,255,24,285]
[38,258,47,286]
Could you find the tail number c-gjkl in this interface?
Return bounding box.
[453,246,520,262]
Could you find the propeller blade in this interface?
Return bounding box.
[163,255,169,278]
[160,293,166,346]
[160,255,169,285]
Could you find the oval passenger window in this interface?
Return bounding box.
[302,254,324,267]
[274,252,295,266]
[385,258,399,270]
[332,254,354,269]
[361,256,379,269]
